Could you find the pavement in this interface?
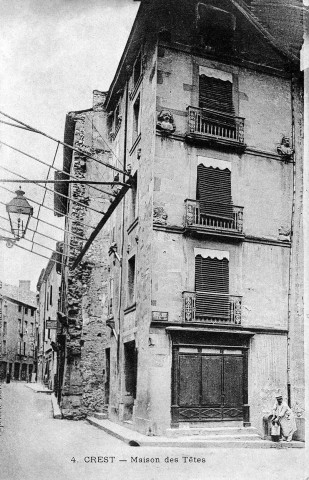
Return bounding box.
[0,381,307,480]
[86,416,304,449]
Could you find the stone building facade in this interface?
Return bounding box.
[0,280,37,381]
[54,0,304,440]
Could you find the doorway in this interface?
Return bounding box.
[172,346,246,423]
[123,341,138,420]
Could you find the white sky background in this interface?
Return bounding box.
[0,0,139,291]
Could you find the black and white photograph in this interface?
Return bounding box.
[0,1,307,479]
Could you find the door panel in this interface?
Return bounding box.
[174,349,245,423]
[179,355,200,405]
[224,356,243,406]
[201,355,222,405]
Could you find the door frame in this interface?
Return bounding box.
[171,341,249,427]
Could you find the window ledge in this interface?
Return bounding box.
[127,217,139,234]
[124,303,136,315]
[129,75,143,101]
[129,133,141,156]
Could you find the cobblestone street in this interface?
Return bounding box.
[0,382,307,480]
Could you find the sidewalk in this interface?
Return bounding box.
[86,416,305,449]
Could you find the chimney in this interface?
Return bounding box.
[93,90,107,111]
[19,280,31,291]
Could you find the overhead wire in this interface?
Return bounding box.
[0,164,106,217]
[0,213,64,244]
[0,185,96,231]
[0,197,80,238]
[92,120,124,169]
[0,110,129,176]
[0,225,71,259]
[0,139,116,197]
[30,141,59,252]
[6,240,67,269]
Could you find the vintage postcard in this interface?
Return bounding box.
[0,1,307,479]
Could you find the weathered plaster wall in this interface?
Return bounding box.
[248,334,288,436]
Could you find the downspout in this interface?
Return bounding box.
[287,72,297,407]
[116,77,129,374]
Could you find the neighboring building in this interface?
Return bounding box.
[0,280,37,381]
[36,245,62,390]
[54,0,304,440]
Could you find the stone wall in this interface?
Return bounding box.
[60,103,110,419]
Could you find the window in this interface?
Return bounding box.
[50,285,53,306]
[197,4,236,54]
[18,305,22,313]
[3,322,7,336]
[46,292,49,310]
[25,307,28,315]
[2,340,6,354]
[48,317,51,339]
[133,52,142,86]
[132,95,140,144]
[196,160,233,221]
[25,321,28,334]
[23,342,26,356]
[194,249,229,321]
[199,73,234,115]
[128,256,136,306]
[31,323,34,334]
[18,319,22,333]
[130,173,138,223]
[31,308,34,317]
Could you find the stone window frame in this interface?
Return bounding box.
[127,254,136,308]
[132,94,141,148]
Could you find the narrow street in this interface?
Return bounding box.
[0,382,306,480]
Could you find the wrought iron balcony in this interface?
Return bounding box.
[186,106,246,151]
[184,199,244,239]
[183,291,242,325]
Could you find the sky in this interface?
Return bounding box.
[0,0,139,291]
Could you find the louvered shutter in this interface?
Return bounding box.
[199,75,235,117]
[197,164,233,220]
[195,255,229,319]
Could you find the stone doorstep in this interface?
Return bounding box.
[86,417,305,449]
[166,426,260,438]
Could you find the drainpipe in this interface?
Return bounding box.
[116,77,129,377]
[287,72,298,407]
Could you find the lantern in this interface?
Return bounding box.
[6,188,33,240]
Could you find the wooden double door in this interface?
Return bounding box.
[172,346,246,423]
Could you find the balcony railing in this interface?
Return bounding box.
[186,106,245,150]
[183,291,242,325]
[185,199,244,236]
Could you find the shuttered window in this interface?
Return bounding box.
[197,164,233,220]
[195,255,229,319]
[199,75,234,116]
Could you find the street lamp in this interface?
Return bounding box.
[1,188,33,247]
